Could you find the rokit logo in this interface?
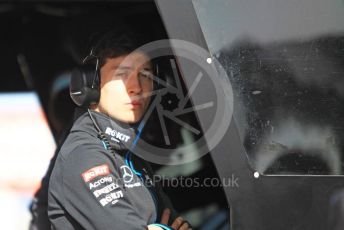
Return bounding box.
[100,191,124,206]
[89,176,113,189]
[81,164,110,182]
[105,127,130,142]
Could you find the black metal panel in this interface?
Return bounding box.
[155,0,344,229]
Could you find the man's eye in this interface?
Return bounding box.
[115,72,128,77]
[139,71,153,79]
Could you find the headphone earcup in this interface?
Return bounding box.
[70,63,100,107]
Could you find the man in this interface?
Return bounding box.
[48,28,191,230]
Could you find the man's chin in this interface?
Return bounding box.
[122,113,143,124]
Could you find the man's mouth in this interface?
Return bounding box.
[128,100,142,106]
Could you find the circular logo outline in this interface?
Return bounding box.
[110,39,233,165]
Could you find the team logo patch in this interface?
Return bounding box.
[89,176,113,190]
[120,165,142,188]
[82,164,110,182]
[105,127,130,142]
[99,190,124,207]
[120,165,134,183]
[93,183,119,198]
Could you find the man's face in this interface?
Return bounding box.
[95,51,153,123]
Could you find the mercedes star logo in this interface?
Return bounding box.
[120,165,134,183]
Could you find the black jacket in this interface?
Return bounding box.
[47,111,177,230]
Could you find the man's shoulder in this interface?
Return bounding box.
[58,130,104,161]
[51,130,114,183]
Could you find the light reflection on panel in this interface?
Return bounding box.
[0,92,55,229]
[193,0,344,175]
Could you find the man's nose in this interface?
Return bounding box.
[126,72,142,94]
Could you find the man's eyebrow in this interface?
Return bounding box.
[113,66,152,71]
[114,66,133,71]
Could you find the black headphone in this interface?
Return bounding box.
[70,48,101,107]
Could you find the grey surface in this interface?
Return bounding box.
[156,0,344,229]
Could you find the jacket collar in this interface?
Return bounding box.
[71,109,140,152]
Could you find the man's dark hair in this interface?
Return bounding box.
[87,26,145,67]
